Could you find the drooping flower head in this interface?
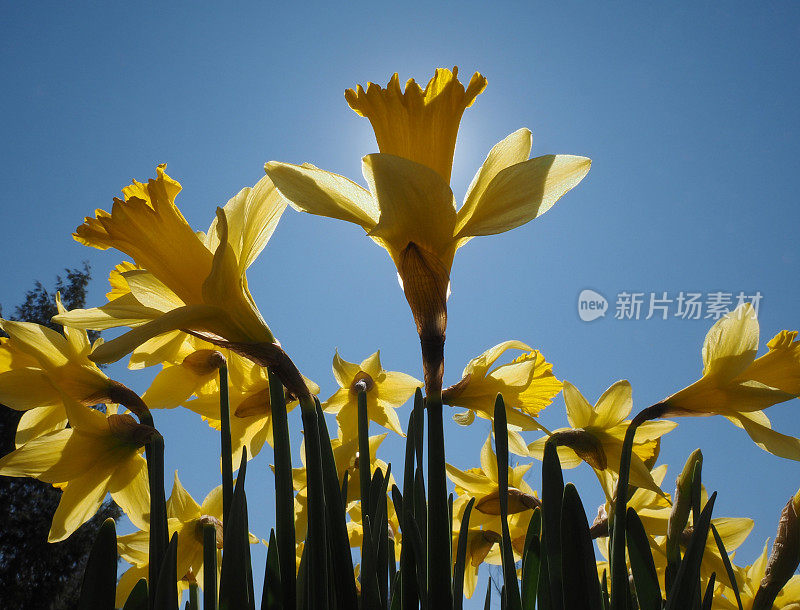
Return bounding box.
[528,380,676,495]
[265,68,591,394]
[0,395,152,541]
[0,298,143,445]
[658,303,800,460]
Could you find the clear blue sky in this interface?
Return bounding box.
[2,2,800,606]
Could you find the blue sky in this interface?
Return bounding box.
[2,1,800,606]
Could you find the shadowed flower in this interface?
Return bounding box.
[116,472,258,606]
[322,350,420,439]
[265,68,590,392]
[528,380,676,495]
[0,297,124,445]
[0,396,152,541]
[658,304,800,460]
[54,165,288,366]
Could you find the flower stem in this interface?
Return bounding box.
[426,393,451,609]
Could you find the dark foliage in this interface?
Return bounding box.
[0,263,121,610]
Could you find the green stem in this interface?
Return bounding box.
[140,411,167,610]
[358,389,371,526]
[426,394,451,609]
[267,367,296,610]
[189,582,199,610]
[610,404,666,609]
[203,524,218,610]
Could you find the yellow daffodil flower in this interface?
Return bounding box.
[186,350,320,465]
[53,165,288,365]
[528,380,676,495]
[0,300,121,445]
[449,477,535,598]
[446,434,539,528]
[0,396,152,541]
[442,340,561,454]
[714,540,800,609]
[659,304,800,460]
[265,68,590,392]
[322,350,420,439]
[115,472,259,606]
[594,465,672,535]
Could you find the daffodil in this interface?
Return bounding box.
[322,351,420,439]
[446,434,539,528]
[442,340,561,453]
[185,350,319,465]
[658,304,800,460]
[53,165,288,366]
[446,433,539,597]
[594,464,672,535]
[714,540,800,609]
[265,68,590,392]
[594,487,754,598]
[0,294,139,446]
[0,395,151,541]
[115,472,259,606]
[528,380,676,495]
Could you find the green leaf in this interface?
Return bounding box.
[219,364,234,540]
[203,523,218,610]
[701,573,716,610]
[401,406,419,610]
[315,399,359,610]
[484,579,492,610]
[145,432,169,610]
[493,395,522,610]
[298,397,330,610]
[665,492,717,610]
[625,508,661,610]
[452,496,475,610]
[361,514,383,610]
[122,578,148,610]
[600,571,610,610]
[219,451,251,610]
[520,508,541,609]
[262,529,282,610]
[710,523,743,610]
[358,389,372,526]
[403,510,429,610]
[296,542,308,610]
[561,483,603,610]
[542,440,564,610]
[153,532,179,610]
[267,368,296,610]
[77,517,117,610]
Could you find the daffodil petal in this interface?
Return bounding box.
[455,154,591,239]
[110,455,150,529]
[462,340,532,378]
[264,161,379,228]
[52,293,163,330]
[590,380,632,429]
[15,405,67,447]
[458,128,533,232]
[207,175,288,271]
[0,368,62,411]
[48,467,114,542]
[702,304,759,382]
[728,412,800,461]
[123,270,185,312]
[88,304,227,364]
[445,464,495,495]
[562,381,593,428]
[363,153,458,266]
[143,364,206,409]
